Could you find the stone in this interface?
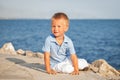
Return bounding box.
[25,51,37,57]
[0,42,17,55]
[16,49,25,55]
[36,52,44,59]
[90,59,120,78]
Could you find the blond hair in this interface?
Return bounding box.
[51,12,69,26]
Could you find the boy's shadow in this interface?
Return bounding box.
[6,58,46,73]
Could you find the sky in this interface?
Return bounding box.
[0,0,120,19]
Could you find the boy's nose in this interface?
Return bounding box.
[54,26,58,31]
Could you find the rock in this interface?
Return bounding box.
[0,42,17,55]
[90,59,120,79]
[118,70,120,73]
[25,51,37,57]
[36,52,44,59]
[16,49,25,55]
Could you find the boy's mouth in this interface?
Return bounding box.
[54,32,59,33]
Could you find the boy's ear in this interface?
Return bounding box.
[64,25,69,32]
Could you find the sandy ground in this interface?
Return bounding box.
[0,54,118,80]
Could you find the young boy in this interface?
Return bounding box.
[42,12,89,75]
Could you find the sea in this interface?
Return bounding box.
[0,19,120,69]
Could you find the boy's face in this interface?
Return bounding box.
[51,18,68,38]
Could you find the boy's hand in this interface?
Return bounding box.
[47,69,57,75]
[70,70,79,75]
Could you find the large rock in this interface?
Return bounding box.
[90,59,120,79]
[0,54,108,80]
[0,42,17,55]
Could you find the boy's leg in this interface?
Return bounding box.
[52,60,74,73]
[52,59,89,73]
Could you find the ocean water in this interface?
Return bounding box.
[0,19,120,69]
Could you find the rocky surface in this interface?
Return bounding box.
[0,42,120,80]
[0,42,44,58]
[90,59,120,80]
[0,42,17,55]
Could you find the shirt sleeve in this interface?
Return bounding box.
[68,39,76,54]
[42,36,50,52]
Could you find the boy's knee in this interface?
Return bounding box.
[78,59,89,69]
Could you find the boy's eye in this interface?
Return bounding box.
[58,26,61,28]
[52,26,55,28]
[52,25,61,28]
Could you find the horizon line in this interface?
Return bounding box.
[0,18,120,20]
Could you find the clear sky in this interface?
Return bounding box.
[0,0,120,19]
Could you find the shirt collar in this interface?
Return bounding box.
[50,34,69,43]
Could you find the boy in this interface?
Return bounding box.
[42,12,88,75]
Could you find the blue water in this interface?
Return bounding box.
[0,19,120,69]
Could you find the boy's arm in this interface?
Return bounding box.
[44,52,56,74]
[71,54,79,75]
